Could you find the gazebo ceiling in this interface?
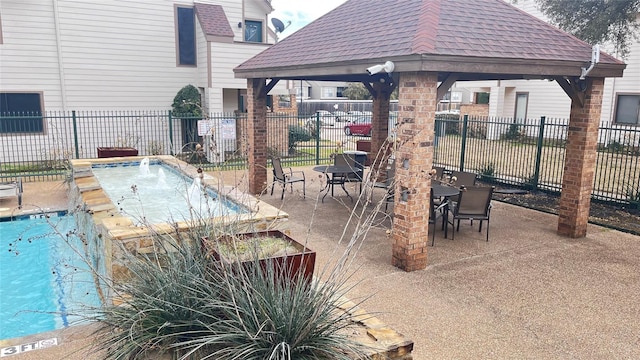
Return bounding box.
[234,0,626,82]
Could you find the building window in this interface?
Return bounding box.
[322,87,336,98]
[0,93,44,133]
[337,87,346,97]
[244,20,262,43]
[176,6,196,66]
[614,94,640,125]
[475,92,490,104]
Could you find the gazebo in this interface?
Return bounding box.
[234,0,626,271]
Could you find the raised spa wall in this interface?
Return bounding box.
[69,155,289,283]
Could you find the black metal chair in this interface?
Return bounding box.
[450,186,494,241]
[270,157,305,200]
[372,165,395,212]
[429,187,449,246]
[432,166,446,181]
[449,170,477,203]
[334,153,364,193]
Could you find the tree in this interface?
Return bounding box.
[342,83,372,100]
[342,82,399,100]
[534,0,640,58]
[171,84,202,117]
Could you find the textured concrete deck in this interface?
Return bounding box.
[2,165,639,359]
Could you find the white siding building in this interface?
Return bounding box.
[458,0,639,130]
[0,0,286,114]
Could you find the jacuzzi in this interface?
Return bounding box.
[69,155,288,283]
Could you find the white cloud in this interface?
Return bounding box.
[270,0,347,39]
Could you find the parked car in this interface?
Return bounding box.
[333,111,349,122]
[343,116,372,136]
[301,110,337,128]
[435,110,460,119]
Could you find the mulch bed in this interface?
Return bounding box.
[488,185,640,236]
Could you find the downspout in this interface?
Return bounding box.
[52,0,68,110]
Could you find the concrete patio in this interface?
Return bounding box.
[2,166,639,359]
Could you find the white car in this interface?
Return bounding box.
[333,111,349,122]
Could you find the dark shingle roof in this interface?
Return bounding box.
[194,3,234,39]
[235,0,624,78]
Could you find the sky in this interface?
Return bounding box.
[269,0,348,39]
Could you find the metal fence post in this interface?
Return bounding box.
[71,110,80,159]
[459,114,469,171]
[315,112,320,165]
[168,110,174,155]
[532,116,546,191]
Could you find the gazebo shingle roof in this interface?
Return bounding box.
[235,0,624,79]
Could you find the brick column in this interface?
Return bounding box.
[247,78,268,195]
[370,82,391,177]
[392,72,437,271]
[557,78,604,237]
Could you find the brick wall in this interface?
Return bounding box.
[558,78,604,237]
[247,78,268,195]
[272,94,298,115]
[460,104,489,117]
[391,72,438,271]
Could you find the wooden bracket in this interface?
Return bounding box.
[363,82,377,98]
[264,78,280,95]
[364,74,398,100]
[554,76,587,108]
[437,73,460,102]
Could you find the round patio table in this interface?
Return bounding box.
[313,165,362,202]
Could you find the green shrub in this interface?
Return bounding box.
[477,162,496,182]
[171,84,202,119]
[288,125,313,155]
[626,182,640,209]
[502,123,524,141]
[523,173,537,191]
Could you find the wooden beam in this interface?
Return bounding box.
[254,78,266,98]
[363,74,398,100]
[436,73,459,101]
[553,77,586,108]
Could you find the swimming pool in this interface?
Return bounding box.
[91,160,248,224]
[0,212,103,340]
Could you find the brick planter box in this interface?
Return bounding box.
[97,147,139,158]
[202,230,315,283]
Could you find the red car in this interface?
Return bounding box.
[343,116,372,136]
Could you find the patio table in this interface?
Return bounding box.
[313,165,363,203]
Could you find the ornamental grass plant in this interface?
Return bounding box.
[87,228,371,360]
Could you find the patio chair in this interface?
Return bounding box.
[429,187,449,246]
[334,153,364,193]
[450,186,494,241]
[370,165,397,212]
[432,166,446,181]
[450,170,477,187]
[449,170,477,202]
[0,177,23,208]
[270,158,305,200]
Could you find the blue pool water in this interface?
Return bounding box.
[91,160,248,224]
[0,212,103,340]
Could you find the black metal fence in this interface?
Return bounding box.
[434,115,640,205]
[1,111,638,206]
